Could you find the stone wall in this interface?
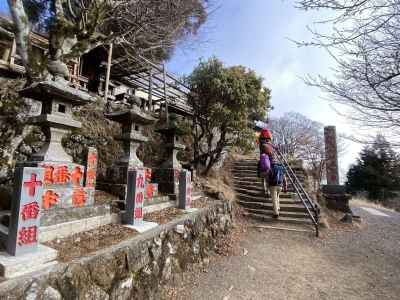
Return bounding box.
[0,200,234,300]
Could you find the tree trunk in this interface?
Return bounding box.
[7,0,32,82]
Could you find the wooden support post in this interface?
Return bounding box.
[104,43,113,102]
[163,64,169,125]
[148,69,153,111]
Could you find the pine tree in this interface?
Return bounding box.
[346,135,400,200]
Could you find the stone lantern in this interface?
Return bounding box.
[19,79,95,163]
[98,95,156,199]
[105,106,157,171]
[153,115,187,197]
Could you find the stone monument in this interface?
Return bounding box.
[123,169,157,233]
[322,126,352,215]
[324,126,340,185]
[178,169,196,212]
[0,167,57,278]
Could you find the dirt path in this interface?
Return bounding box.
[164,202,400,300]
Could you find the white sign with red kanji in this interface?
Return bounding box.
[179,170,192,210]
[124,168,145,225]
[7,167,45,256]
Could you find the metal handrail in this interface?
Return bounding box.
[275,148,320,237]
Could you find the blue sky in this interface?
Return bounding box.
[0,1,359,178]
[0,2,7,13]
[168,0,360,178]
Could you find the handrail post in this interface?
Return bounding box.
[275,147,320,237]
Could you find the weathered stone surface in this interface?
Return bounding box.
[322,186,352,213]
[324,126,340,185]
[341,213,353,224]
[83,284,109,300]
[110,278,133,300]
[87,254,117,291]
[0,200,234,300]
[43,286,62,300]
[40,204,111,226]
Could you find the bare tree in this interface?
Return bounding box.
[269,112,322,159]
[296,0,400,139]
[7,0,208,82]
[269,112,325,191]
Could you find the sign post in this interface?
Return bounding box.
[7,167,44,256]
[179,170,196,211]
[123,168,157,232]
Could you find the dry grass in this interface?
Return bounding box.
[44,224,138,262]
[351,197,397,212]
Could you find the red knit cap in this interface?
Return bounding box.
[260,129,272,139]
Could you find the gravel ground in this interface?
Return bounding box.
[164,202,400,300]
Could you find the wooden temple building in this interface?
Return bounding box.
[0,16,193,117]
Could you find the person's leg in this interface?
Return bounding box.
[263,177,267,195]
[276,186,282,212]
[270,186,279,216]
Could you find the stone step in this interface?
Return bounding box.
[237,200,308,213]
[234,183,306,197]
[243,208,310,219]
[234,175,305,182]
[236,196,301,205]
[233,176,262,181]
[234,183,265,189]
[234,179,303,190]
[243,212,314,225]
[235,188,295,199]
[232,165,258,170]
[234,162,258,167]
[235,192,294,202]
[232,169,258,175]
[233,168,307,179]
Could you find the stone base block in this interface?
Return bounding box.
[144,201,176,214]
[183,208,198,213]
[0,245,57,278]
[40,204,111,227]
[322,184,346,194]
[322,184,352,213]
[40,214,113,242]
[124,221,158,233]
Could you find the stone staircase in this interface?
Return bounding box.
[232,159,314,226]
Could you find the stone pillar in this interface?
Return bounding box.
[0,167,58,279]
[324,126,339,185]
[322,126,353,217]
[179,170,192,210]
[123,169,145,225]
[6,167,45,256]
[123,168,158,232]
[153,127,185,197]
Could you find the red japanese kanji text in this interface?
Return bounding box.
[21,202,40,220]
[18,226,38,246]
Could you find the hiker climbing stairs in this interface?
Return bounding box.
[232,158,319,233]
